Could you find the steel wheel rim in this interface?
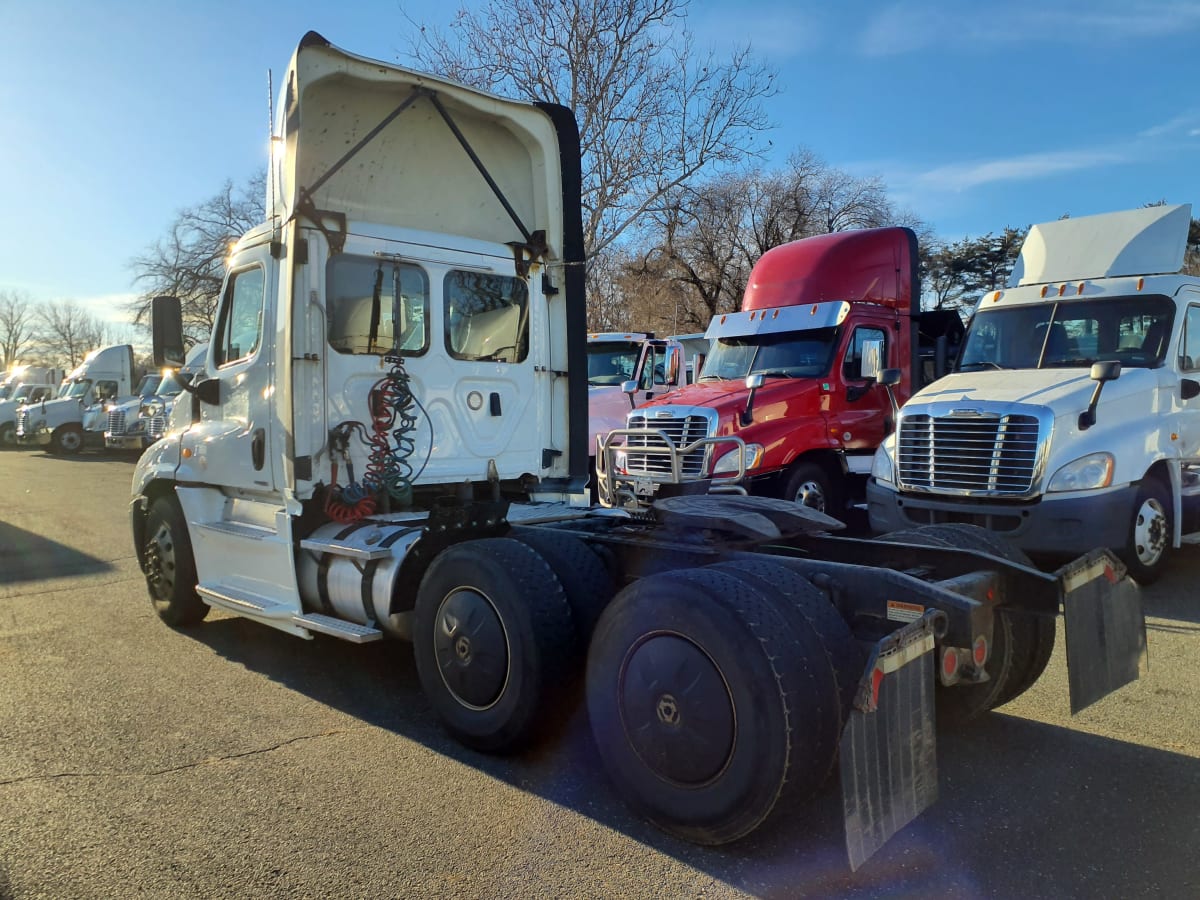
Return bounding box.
[793,478,826,512]
[433,588,510,710]
[618,632,736,786]
[59,430,82,451]
[145,521,178,600]
[1133,497,1168,566]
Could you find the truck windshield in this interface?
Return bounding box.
[699,327,839,381]
[63,379,92,399]
[958,295,1175,371]
[134,375,163,397]
[587,341,642,386]
[157,373,185,396]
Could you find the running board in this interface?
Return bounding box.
[197,585,381,643]
[292,613,382,643]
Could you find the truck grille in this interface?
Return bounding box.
[16,408,30,434]
[897,413,1041,495]
[147,415,168,440]
[107,409,127,435]
[624,412,713,477]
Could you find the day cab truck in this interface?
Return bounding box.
[869,204,1199,584]
[106,344,209,451]
[597,228,963,516]
[131,32,1146,870]
[17,344,135,454]
[0,366,64,446]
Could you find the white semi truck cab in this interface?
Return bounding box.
[869,204,1200,583]
[129,33,1148,870]
[16,345,134,453]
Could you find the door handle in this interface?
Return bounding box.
[251,428,265,470]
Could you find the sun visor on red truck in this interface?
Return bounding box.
[704,301,850,340]
[741,226,918,314]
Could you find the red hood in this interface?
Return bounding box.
[640,377,825,435]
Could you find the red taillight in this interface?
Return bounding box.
[973,635,988,668]
[941,648,959,679]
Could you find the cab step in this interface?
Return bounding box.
[291,613,383,643]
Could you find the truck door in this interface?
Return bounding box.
[833,324,892,453]
[1176,297,1200,465]
[194,244,277,494]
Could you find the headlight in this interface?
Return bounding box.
[712,443,764,476]
[871,435,895,485]
[141,400,164,417]
[1047,452,1114,492]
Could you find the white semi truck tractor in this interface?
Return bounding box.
[130,32,1147,870]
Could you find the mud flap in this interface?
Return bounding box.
[1059,551,1148,714]
[840,612,942,872]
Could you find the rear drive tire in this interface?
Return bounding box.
[144,496,209,627]
[914,524,1056,707]
[413,538,576,754]
[510,527,615,647]
[1121,476,1172,585]
[586,567,840,845]
[879,526,1014,723]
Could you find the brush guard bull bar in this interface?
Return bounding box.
[595,428,749,508]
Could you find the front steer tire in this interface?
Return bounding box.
[50,424,84,455]
[1121,476,1172,585]
[413,538,576,754]
[143,496,209,627]
[586,566,840,845]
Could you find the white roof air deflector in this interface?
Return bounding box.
[1008,204,1192,287]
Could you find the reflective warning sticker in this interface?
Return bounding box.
[886,600,924,623]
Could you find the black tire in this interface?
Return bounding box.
[879,526,1013,723]
[709,558,865,735]
[50,424,83,455]
[780,461,842,521]
[586,567,840,845]
[1121,476,1172,585]
[0,422,14,448]
[914,524,1056,707]
[510,527,615,647]
[413,538,576,754]
[143,496,209,627]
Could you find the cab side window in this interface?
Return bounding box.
[1180,306,1200,372]
[95,380,119,403]
[327,256,429,356]
[843,327,887,380]
[444,271,529,363]
[214,266,266,368]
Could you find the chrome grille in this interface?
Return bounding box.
[898,413,1041,494]
[624,412,713,477]
[107,409,127,435]
[147,415,168,440]
[16,408,30,434]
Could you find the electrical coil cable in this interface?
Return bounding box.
[365,354,431,510]
[324,423,377,523]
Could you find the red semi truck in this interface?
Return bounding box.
[598,227,962,515]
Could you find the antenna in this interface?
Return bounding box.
[267,68,277,234]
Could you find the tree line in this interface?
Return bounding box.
[3,0,1198,370]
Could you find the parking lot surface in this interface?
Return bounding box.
[1,448,1197,898]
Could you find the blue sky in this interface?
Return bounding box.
[1,0,1197,328]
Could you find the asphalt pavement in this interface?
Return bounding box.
[0,448,1197,898]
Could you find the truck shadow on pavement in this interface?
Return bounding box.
[188,616,1199,899]
[0,522,114,584]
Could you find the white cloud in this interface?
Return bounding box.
[860,1,1200,56]
[689,5,821,59]
[916,149,1125,192]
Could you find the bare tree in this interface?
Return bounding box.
[37,301,110,369]
[128,171,265,341]
[626,151,923,330]
[406,0,777,284]
[0,289,37,368]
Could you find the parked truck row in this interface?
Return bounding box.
[127,33,1146,871]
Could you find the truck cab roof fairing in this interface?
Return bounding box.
[273,32,567,261]
[741,227,918,314]
[1008,204,1192,287]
